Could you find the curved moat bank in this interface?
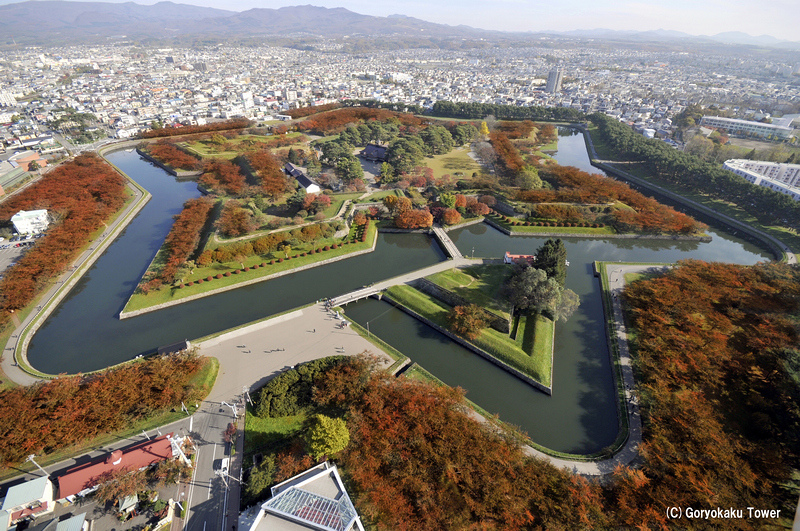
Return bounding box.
[26,150,444,374]
[26,135,775,454]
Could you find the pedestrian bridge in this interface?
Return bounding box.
[329,286,381,307]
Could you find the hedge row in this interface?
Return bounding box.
[490,212,604,229]
[178,244,344,288]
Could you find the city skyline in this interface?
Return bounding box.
[2,0,796,42]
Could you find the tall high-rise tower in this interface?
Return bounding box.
[546,67,563,94]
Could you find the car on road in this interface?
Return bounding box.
[215,457,229,476]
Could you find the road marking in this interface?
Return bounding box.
[185,446,199,528]
[208,444,217,500]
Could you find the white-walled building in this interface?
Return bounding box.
[723,159,800,201]
[11,209,49,235]
[248,462,364,531]
[700,116,794,141]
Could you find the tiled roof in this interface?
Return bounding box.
[57,434,173,499]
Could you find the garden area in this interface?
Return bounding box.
[124,220,376,312]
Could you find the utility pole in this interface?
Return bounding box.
[27,455,49,477]
[221,401,238,418]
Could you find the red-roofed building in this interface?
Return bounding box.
[57,434,174,500]
[503,251,536,265]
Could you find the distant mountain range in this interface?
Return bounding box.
[0,1,797,49]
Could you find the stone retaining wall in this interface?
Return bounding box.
[412,278,510,334]
[382,293,552,395]
[135,148,202,178]
[483,216,712,242]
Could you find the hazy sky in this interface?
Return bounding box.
[29,0,800,41]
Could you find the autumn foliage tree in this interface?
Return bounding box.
[517,165,706,234]
[611,260,800,529]
[0,351,205,467]
[0,153,127,321]
[394,209,433,229]
[158,197,214,283]
[199,159,246,196]
[447,304,487,340]
[147,141,200,170]
[245,150,289,199]
[139,118,251,138]
[313,362,607,529]
[217,201,253,237]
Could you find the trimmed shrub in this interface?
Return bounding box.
[179,284,185,289]
[254,356,348,417]
[278,258,283,263]
[252,264,259,269]
[198,278,204,284]
[323,245,330,251]
[234,269,240,274]
[244,267,250,271]
[261,262,267,267]
[225,271,231,277]
[206,276,213,281]
[270,260,275,264]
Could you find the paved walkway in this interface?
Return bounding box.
[329,256,490,308]
[521,263,653,475]
[1,181,149,387]
[430,226,462,259]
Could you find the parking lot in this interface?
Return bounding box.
[0,236,39,277]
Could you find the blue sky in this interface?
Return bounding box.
[19,0,800,41]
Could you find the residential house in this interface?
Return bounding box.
[285,163,321,194]
[0,476,55,528]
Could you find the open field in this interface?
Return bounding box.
[425,146,482,179]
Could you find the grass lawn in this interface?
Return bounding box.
[386,284,552,386]
[487,214,617,235]
[538,139,558,152]
[244,410,306,456]
[182,133,307,160]
[123,222,377,313]
[356,189,403,202]
[322,192,362,217]
[426,265,513,319]
[425,147,481,179]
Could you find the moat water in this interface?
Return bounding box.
[27,131,773,453]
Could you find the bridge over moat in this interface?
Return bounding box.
[328,256,498,308]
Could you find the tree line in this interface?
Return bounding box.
[139,118,251,139]
[590,113,800,228]
[430,100,586,122]
[0,154,128,321]
[0,352,206,467]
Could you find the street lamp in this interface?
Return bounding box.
[27,454,49,476]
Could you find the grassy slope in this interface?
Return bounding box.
[386,284,551,386]
[426,265,513,319]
